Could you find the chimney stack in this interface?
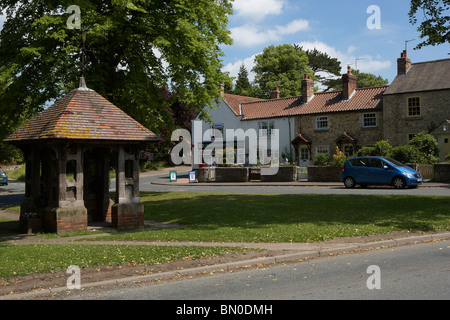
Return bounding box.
[270,87,280,99]
[301,74,314,103]
[219,83,225,97]
[397,50,411,75]
[342,66,357,100]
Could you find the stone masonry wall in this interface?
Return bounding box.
[383,90,450,146]
[294,110,384,161]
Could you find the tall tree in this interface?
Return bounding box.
[352,70,389,88]
[233,64,253,96]
[409,0,450,51]
[294,45,342,91]
[252,44,313,98]
[0,0,233,140]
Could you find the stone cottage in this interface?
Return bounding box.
[383,51,450,161]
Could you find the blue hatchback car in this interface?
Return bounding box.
[341,157,423,189]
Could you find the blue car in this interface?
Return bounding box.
[0,171,7,186]
[341,157,423,189]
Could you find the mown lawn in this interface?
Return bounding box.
[1,192,449,279]
[94,192,450,243]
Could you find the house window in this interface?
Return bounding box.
[300,147,309,160]
[408,133,416,141]
[363,113,377,128]
[315,116,329,130]
[259,121,275,136]
[315,146,329,155]
[407,97,421,116]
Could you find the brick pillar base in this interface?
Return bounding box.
[111,202,144,229]
[44,206,88,235]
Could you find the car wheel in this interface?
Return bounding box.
[344,177,356,189]
[393,177,406,189]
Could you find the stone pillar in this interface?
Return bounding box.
[111,145,144,229]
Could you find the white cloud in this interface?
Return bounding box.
[223,40,392,86]
[223,54,258,83]
[296,40,391,74]
[231,19,309,47]
[276,19,309,35]
[233,0,286,22]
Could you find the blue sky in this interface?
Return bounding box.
[0,1,448,87]
[222,0,450,86]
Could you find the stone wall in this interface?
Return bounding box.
[307,166,342,182]
[434,163,450,182]
[294,110,384,162]
[261,166,298,182]
[383,90,450,146]
[196,167,249,182]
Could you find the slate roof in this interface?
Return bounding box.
[384,58,450,95]
[5,79,158,144]
[240,86,388,120]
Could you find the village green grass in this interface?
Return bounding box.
[1,192,449,279]
[97,192,450,243]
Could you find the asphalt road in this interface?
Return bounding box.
[56,240,450,300]
[138,170,450,196]
[1,170,449,209]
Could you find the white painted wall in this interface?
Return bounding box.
[193,99,295,167]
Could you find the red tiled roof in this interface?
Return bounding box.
[292,133,312,144]
[5,83,158,144]
[222,93,264,115]
[240,86,388,120]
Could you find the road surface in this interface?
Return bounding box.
[55,240,450,300]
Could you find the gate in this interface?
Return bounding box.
[248,167,261,181]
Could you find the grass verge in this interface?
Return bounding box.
[91,192,450,243]
[0,244,248,279]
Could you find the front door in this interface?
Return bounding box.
[438,134,450,162]
[299,146,310,167]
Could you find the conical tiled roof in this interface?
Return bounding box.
[5,78,158,144]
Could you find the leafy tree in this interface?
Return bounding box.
[0,0,233,141]
[252,44,313,98]
[294,45,342,91]
[409,0,450,51]
[352,70,389,88]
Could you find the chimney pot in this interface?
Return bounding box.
[270,87,280,99]
[301,75,314,103]
[397,51,411,75]
[342,69,357,100]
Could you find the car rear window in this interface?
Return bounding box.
[349,158,369,167]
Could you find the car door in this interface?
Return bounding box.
[349,158,371,184]
[369,158,391,185]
